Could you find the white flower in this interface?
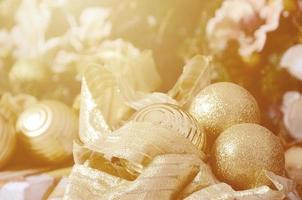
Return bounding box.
[282,91,302,141]
[206,0,283,56]
[11,0,51,59]
[50,7,112,75]
[52,50,78,73]
[280,44,302,81]
[0,30,13,58]
[67,7,111,49]
[52,39,162,93]
[95,39,161,92]
[79,8,111,41]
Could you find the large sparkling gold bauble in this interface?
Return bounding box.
[132,103,207,152]
[0,115,16,168]
[189,82,260,140]
[17,100,79,163]
[211,123,285,190]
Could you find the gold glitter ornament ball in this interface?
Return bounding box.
[189,82,260,140]
[211,123,285,190]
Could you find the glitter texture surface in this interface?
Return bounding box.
[189,82,260,142]
[211,123,285,190]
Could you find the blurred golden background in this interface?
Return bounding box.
[1,0,302,199]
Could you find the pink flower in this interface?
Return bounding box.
[280,44,302,81]
[207,0,283,56]
[282,91,302,141]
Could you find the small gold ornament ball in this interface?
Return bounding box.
[211,123,285,190]
[189,82,260,140]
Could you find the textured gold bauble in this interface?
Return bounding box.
[17,100,79,163]
[211,123,285,190]
[189,82,260,141]
[0,115,16,168]
[132,103,207,152]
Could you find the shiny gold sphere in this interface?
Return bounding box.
[17,100,79,163]
[211,123,285,190]
[189,82,260,141]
